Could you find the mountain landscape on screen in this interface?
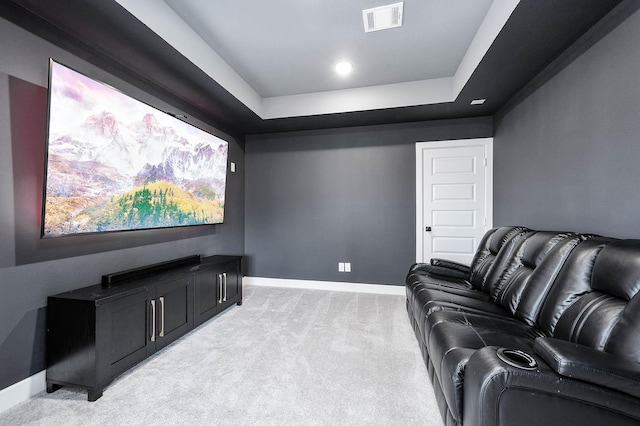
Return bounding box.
[43,61,228,237]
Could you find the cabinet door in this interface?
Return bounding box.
[153,277,193,351]
[99,289,150,381]
[220,261,241,307]
[194,266,221,327]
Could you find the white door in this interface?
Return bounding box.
[416,139,493,264]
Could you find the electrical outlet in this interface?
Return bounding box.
[345,262,351,272]
[338,262,345,272]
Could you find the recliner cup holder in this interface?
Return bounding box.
[496,348,537,370]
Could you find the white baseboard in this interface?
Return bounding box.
[243,277,405,296]
[0,370,46,414]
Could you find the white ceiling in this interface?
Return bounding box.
[163,0,493,97]
[115,0,519,119]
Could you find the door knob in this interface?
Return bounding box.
[425,227,432,232]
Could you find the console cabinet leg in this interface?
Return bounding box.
[46,382,62,393]
[88,388,103,402]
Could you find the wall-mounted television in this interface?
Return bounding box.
[41,59,229,238]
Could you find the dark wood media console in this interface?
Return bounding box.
[45,255,242,401]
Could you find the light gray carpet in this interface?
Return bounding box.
[0,285,441,425]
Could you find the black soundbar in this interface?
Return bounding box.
[101,255,201,287]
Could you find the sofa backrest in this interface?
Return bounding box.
[536,237,613,336]
[553,239,640,363]
[489,231,586,325]
[468,226,532,292]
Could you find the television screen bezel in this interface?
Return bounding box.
[41,58,230,238]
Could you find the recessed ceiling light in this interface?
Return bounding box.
[470,99,486,105]
[334,61,353,76]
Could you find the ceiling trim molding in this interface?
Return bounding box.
[262,77,454,119]
[453,0,519,97]
[114,0,263,114]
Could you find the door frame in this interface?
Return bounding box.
[415,138,493,263]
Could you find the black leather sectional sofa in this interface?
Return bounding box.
[405,227,640,426]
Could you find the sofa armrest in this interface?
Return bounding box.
[430,258,470,274]
[463,346,640,426]
[534,337,640,399]
[412,263,468,279]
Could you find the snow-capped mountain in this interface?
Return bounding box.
[47,110,228,197]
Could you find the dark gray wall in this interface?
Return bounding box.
[493,5,640,238]
[245,118,492,285]
[0,18,245,391]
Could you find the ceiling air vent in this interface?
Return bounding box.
[363,2,404,33]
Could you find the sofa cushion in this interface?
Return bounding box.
[592,239,640,300]
[427,311,546,363]
[417,292,513,350]
[418,289,505,317]
[405,268,472,315]
[406,274,477,342]
[468,226,532,292]
[536,238,613,336]
[490,232,587,325]
[553,240,640,363]
[554,292,626,350]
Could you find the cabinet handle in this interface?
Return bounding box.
[159,296,165,337]
[223,272,227,302]
[218,274,223,304]
[150,299,156,342]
